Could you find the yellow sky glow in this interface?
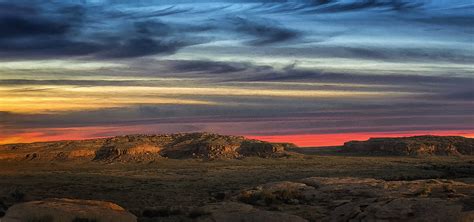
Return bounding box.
[0,84,424,114]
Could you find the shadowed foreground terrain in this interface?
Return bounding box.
[0,134,473,221]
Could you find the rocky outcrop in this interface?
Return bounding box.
[342,135,474,156]
[234,177,474,222]
[0,133,295,161]
[2,178,472,222]
[2,198,137,222]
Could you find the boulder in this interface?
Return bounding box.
[2,198,137,222]
[235,177,474,221]
[331,197,472,222]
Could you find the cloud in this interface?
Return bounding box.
[0,1,206,59]
[2,100,473,139]
[165,60,250,74]
[97,38,186,58]
[0,0,471,61]
[241,64,473,86]
[244,0,426,12]
[0,1,302,59]
[1,63,472,141]
[1,58,471,91]
[1,0,473,144]
[230,16,300,45]
[0,79,140,87]
[414,15,474,28]
[0,15,71,39]
[442,90,474,101]
[238,45,474,64]
[275,0,426,12]
[1,59,472,124]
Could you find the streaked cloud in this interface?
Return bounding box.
[0,0,473,146]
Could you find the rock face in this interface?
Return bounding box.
[235,177,474,222]
[0,133,295,161]
[342,135,474,156]
[2,198,137,222]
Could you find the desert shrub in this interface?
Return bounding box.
[238,190,278,206]
[238,190,261,204]
[239,191,262,205]
[0,199,6,209]
[10,189,25,202]
[142,206,182,218]
[260,190,277,205]
[443,184,456,193]
[72,217,98,222]
[188,208,210,218]
[416,185,432,197]
[27,215,54,222]
[209,192,226,200]
[72,217,99,222]
[274,188,302,204]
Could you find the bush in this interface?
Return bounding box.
[27,215,54,222]
[188,208,210,218]
[72,217,98,222]
[10,189,25,202]
[142,206,182,218]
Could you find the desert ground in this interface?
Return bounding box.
[1,149,473,221]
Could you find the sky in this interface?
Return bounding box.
[0,0,473,146]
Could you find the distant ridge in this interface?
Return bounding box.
[0,133,296,162]
[2,134,472,162]
[342,135,474,156]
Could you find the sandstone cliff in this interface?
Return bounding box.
[342,135,474,156]
[0,133,295,161]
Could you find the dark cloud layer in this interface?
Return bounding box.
[167,60,249,74]
[0,1,302,59]
[241,65,473,87]
[258,0,454,10]
[310,0,424,12]
[0,15,71,38]
[231,17,300,45]
[0,0,471,61]
[0,1,202,59]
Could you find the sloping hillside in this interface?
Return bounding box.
[0,133,296,161]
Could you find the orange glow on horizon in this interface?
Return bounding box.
[0,131,105,145]
[0,126,143,145]
[1,127,474,147]
[248,131,474,147]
